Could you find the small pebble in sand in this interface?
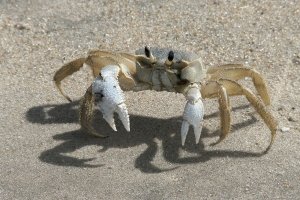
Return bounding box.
[280,127,290,132]
[14,23,29,30]
[288,116,297,122]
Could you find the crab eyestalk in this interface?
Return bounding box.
[165,50,174,67]
[144,46,156,63]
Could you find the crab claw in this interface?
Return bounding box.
[92,65,130,132]
[181,86,204,146]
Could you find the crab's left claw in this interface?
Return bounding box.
[181,85,204,146]
[92,65,130,132]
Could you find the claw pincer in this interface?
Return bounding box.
[92,65,130,132]
[181,85,204,146]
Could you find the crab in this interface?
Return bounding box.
[54,47,277,151]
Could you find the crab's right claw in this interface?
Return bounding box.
[92,65,130,132]
[101,102,130,132]
[181,86,205,146]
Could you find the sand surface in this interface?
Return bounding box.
[1,1,299,199]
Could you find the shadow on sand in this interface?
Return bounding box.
[26,101,264,173]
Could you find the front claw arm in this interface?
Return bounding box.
[181,84,205,146]
[92,65,130,132]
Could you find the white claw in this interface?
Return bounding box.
[92,65,130,132]
[116,103,130,132]
[181,85,204,146]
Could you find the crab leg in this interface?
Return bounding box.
[202,78,277,151]
[221,79,276,151]
[54,58,86,102]
[181,84,205,146]
[208,65,270,105]
[200,81,232,145]
[79,86,106,137]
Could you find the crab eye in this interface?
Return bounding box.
[145,46,151,58]
[168,51,174,61]
[165,50,174,66]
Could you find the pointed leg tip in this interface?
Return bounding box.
[210,137,224,146]
[264,137,275,153]
[209,142,216,147]
[262,130,276,153]
[85,128,109,138]
[263,146,271,154]
[66,97,72,102]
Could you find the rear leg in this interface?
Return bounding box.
[217,79,277,151]
[208,65,271,105]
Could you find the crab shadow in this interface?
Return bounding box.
[27,101,264,173]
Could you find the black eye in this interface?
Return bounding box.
[168,51,174,61]
[145,46,151,58]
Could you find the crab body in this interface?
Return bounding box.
[54,46,277,152]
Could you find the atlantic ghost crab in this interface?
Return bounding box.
[54,47,277,151]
